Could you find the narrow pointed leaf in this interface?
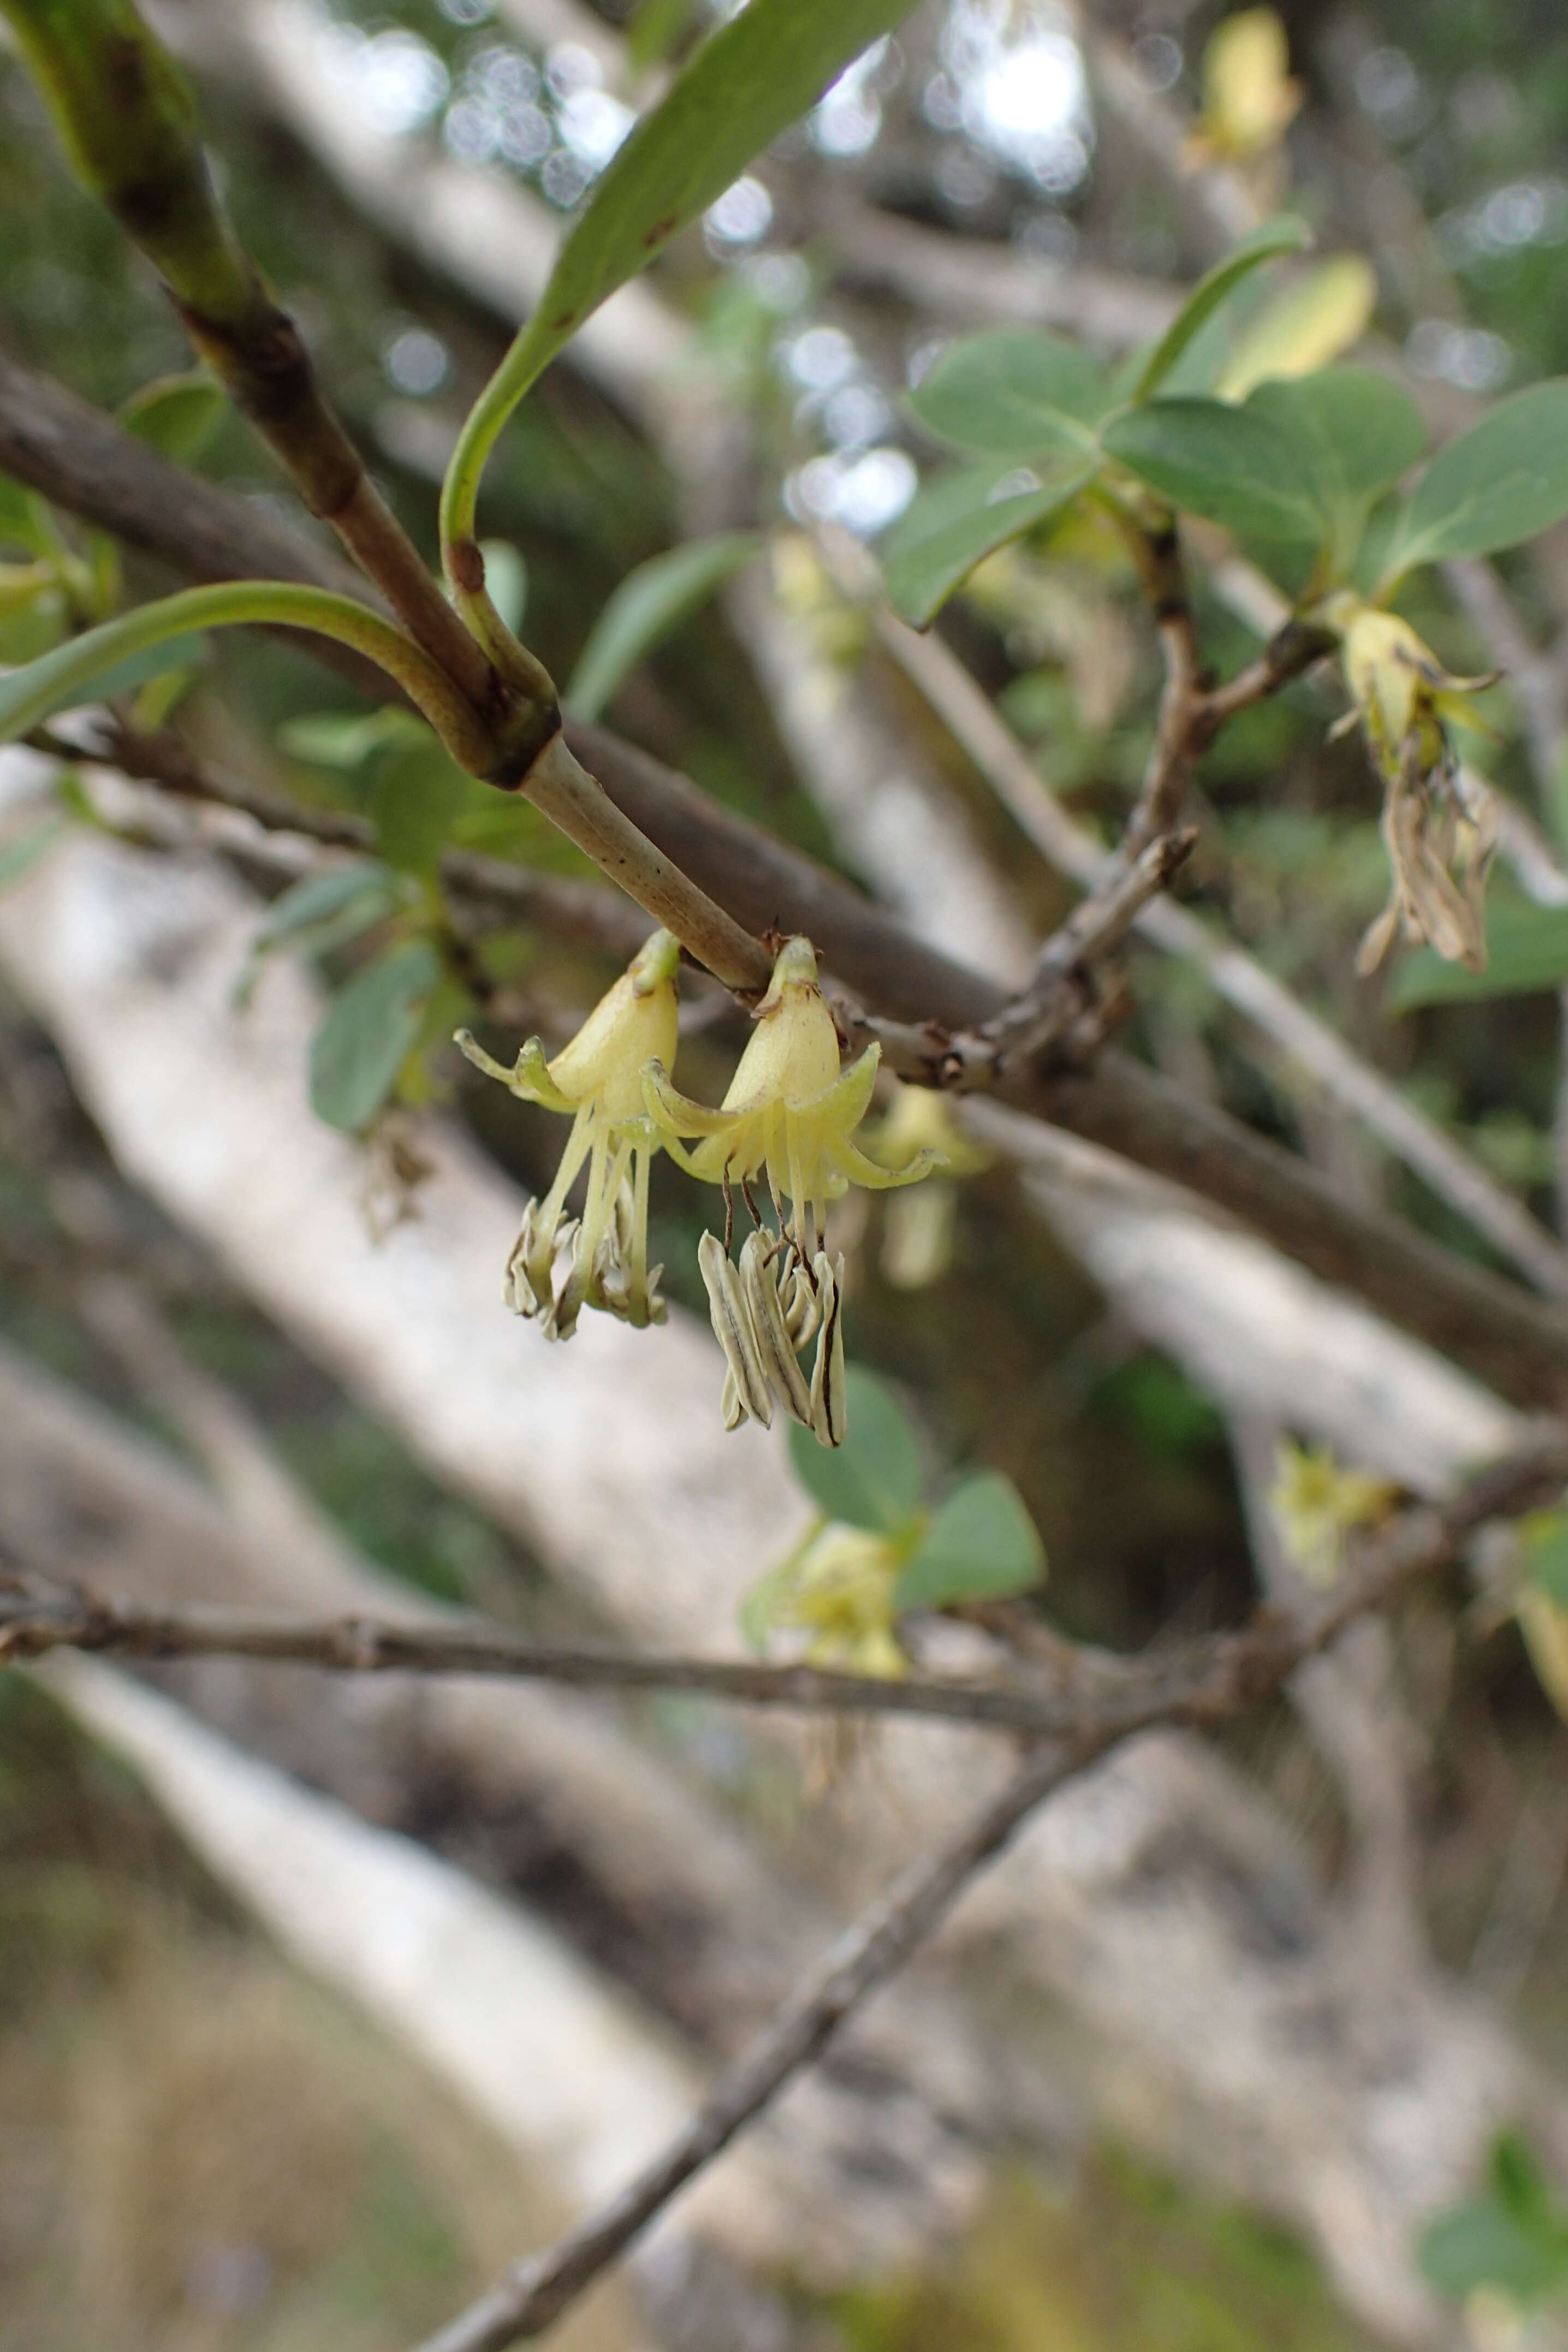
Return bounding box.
[566,531,758,720]
[1131,215,1311,402]
[308,939,441,1133]
[882,457,1096,627]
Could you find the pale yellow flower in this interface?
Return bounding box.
[644,936,942,1446]
[456,928,679,1339]
[1269,1438,1397,1584]
[1326,599,1500,974]
[750,1521,907,1679]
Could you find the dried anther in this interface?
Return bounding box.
[1327,601,1501,975]
[456,929,679,1339]
[649,936,941,1446]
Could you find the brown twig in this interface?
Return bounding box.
[388,1431,1565,2352]
[7,1423,1564,1756]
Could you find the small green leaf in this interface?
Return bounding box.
[1392,380,1568,573]
[628,0,701,72]
[1391,901,1568,1008]
[1421,2140,1568,2309]
[0,813,69,892]
[477,0,924,411]
[787,1368,924,1533]
[1518,1511,1568,1605]
[565,531,758,721]
[368,737,473,877]
[308,939,441,1133]
[119,371,229,466]
[255,862,404,957]
[1102,397,1325,544]
[0,473,60,559]
[907,330,1108,458]
[1131,215,1312,402]
[278,708,425,771]
[1248,369,1427,514]
[882,457,1095,627]
[893,1472,1045,1611]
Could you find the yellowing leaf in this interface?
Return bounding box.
[1217,257,1378,400]
[1519,1586,1568,1723]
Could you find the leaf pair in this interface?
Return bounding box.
[787,1367,1045,1612]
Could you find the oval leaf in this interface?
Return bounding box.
[907,330,1108,458]
[308,939,441,1133]
[566,531,758,721]
[1102,396,1324,544]
[1131,215,1311,402]
[1247,368,1427,509]
[1394,379,1568,571]
[787,1367,924,1532]
[893,1471,1045,1611]
[255,862,403,955]
[882,458,1095,627]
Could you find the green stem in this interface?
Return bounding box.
[0,583,497,771]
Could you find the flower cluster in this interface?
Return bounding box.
[1326,598,1500,976]
[459,933,943,1447]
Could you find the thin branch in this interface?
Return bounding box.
[8,1426,1564,1741]
[399,1432,1566,2352]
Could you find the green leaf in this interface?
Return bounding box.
[1392,380,1568,572]
[0,813,69,892]
[1102,397,1325,544]
[628,0,701,72]
[893,1472,1045,1611]
[278,708,425,771]
[118,371,229,466]
[1522,1511,1568,1606]
[565,531,758,721]
[367,738,473,877]
[1391,901,1568,1008]
[881,457,1096,627]
[255,862,404,958]
[1131,216,1312,402]
[907,330,1108,458]
[1248,369,1427,514]
[308,939,441,1133]
[1421,2141,1568,2309]
[787,1368,924,1533]
[0,472,60,559]
[477,0,922,408]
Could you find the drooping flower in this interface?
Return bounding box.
[746,1519,907,1679]
[1269,1438,1397,1585]
[860,1082,991,1292]
[643,935,942,1446]
[455,928,679,1340]
[1326,599,1501,975]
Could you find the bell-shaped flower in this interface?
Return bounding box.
[1269,1438,1397,1587]
[1327,600,1501,975]
[455,928,679,1340]
[747,1519,907,1679]
[643,936,942,1446]
[1185,8,1301,166]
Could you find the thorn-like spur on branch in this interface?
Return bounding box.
[393,1432,1567,2352]
[9,359,1568,1407]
